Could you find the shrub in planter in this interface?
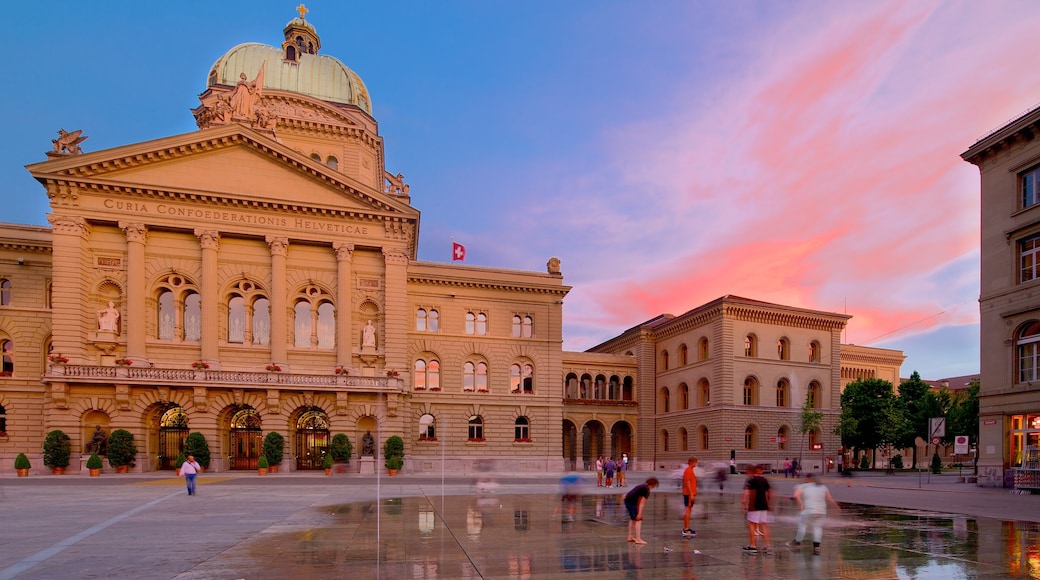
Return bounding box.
[330,433,353,462]
[43,429,71,470]
[262,432,284,469]
[383,435,404,471]
[385,455,403,471]
[859,455,870,470]
[184,432,211,469]
[86,453,103,470]
[107,429,137,469]
[14,452,31,472]
[891,454,903,469]
[174,452,187,470]
[257,455,269,469]
[930,452,943,474]
[323,453,334,471]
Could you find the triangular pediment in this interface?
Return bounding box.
[27,124,417,219]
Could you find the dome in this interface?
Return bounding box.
[207,24,371,115]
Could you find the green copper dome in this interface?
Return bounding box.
[207,17,371,115]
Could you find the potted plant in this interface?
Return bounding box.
[14,452,31,477]
[43,429,71,474]
[262,432,284,473]
[174,452,186,476]
[383,435,404,475]
[323,453,334,476]
[330,433,353,463]
[257,454,269,476]
[184,432,211,471]
[191,360,210,370]
[265,363,282,372]
[107,429,137,473]
[86,453,103,476]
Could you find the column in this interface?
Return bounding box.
[267,237,289,365]
[46,215,89,360]
[194,229,220,362]
[382,248,409,374]
[120,222,148,359]
[333,242,354,366]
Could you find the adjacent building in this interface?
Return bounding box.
[962,105,1040,487]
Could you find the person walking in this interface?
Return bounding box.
[681,457,698,538]
[741,465,773,553]
[625,477,659,545]
[619,453,629,486]
[604,456,617,488]
[789,473,840,554]
[596,456,604,487]
[181,454,202,496]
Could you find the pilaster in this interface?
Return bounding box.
[119,222,147,360]
[195,229,220,363]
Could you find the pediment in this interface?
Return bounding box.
[27,125,416,218]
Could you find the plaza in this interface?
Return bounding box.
[1,470,1038,579]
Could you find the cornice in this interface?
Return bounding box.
[407,275,569,297]
[962,104,1040,166]
[723,304,848,331]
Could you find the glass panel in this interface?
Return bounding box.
[158,290,174,340]
[465,312,475,335]
[415,360,427,389]
[184,293,201,342]
[228,296,245,343]
[428,310,439,332]
[512,315,521,337]
[1,340,11,373]
[510,365,521,393]
[428,360,440,389]
[317,302,335,348]
[0,279,10,306]
[476,362,488,391]
[251,298,269,345]
[294,301,312,347]
[476,313,487,335]
[416,309,427,331]
[463,362,475,391]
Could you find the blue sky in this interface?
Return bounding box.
[5,1,1040,380]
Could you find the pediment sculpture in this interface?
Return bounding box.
[49,129,88,157]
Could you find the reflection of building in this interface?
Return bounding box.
[0,11,901,475]
[962,105,1040,487]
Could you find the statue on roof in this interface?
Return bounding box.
[230,66,265,120]
[51,129,88,155]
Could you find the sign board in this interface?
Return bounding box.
[931,436,941,445]
[984,419,997,425]
[811,444,822,450]
[769,437,777,443]
[929,417,946,439]
[954,436,969,455]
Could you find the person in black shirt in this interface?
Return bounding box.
[624,477,659,545]
[741,465,774,553]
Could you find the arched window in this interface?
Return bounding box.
[778,337,790,360]
[158,289,175,340]
[680,427,688,451]
[809,341,821,363]
[513,315,533,338]
[679,344,688,366]
[778,426,789,451]
[229,296,246,343]
[1018,321,1040,383]
[680,383,689,409]
[776,379,789,408]
[0,279,10,306]
[743,377,758,406]
[419,414,436,440]
[580,374,592,398]
[226,280,268,346]
[661,429,670,452]
[744,335,757,357]
[310,153,321,162]
[464,361,488,392]
[594,375,607,399]
[744,425,757,450]
[661,387,671,413]
[698,379,710,407]
[698,337,709,360]
[623,376,634,401]
[661,349,670,371]
[0,403,6,434]
[417,308,428,331]
[468,415,484,441]
[415,359,440,390]
[250,297,268,345]
[808,428,819,450]
[699,426,709,450]
[316,302,335,348]
[428,309,439,332]
[609,375,621,400]
[1,339,13,375]
[294,301,312,347]
[285,44,297,61]
[807,381,820,409]
[515,417,530,441]
[326,156,338,170]
[465,312,488,335]
[510,362,534,393]
[292,285,334,349]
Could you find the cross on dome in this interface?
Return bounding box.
[296,4,308,19]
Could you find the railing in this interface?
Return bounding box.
[46,365,398,391]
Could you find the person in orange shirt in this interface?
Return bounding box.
[681,456,698,538]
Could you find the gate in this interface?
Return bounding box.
[295,408,330,470]
[230,408,262,470]
[158,406,189,470]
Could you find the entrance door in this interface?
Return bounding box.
[158,406,189,470]
[229,408,262,470]
[295,408,330,470]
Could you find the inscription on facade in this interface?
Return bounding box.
[96,257,122,268]
[101,199,371,235]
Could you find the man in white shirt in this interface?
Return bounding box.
[789,473,840,554]
[181,454,202,496]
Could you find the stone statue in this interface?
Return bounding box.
[51,129,88,155]
[362,431,375,456]
[97,301,120,333]
[87,425,107,455]
[362,320,376,348]
[230,66,265,120]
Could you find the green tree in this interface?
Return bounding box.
[837,377,897,468]
[798,393,823,465]
[184,432,211,468]
[262,432,284,468]
[896,371,931,468]
[329,433,353,462]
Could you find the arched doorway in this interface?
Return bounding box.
[562,420,577,470]
[611,421,633,458]
[229,407,262,469]
[582,420,605,471]
[158,406,188,470]
[295,407,330,470]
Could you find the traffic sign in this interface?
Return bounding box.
[930,436,941,445]
[954,436,969,455]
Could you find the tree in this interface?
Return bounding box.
[184,432,211,468]
[106,429,137,468]
[798,393,823,465]
[837,378,897,468]
[329,433,353,462]
[42,429,71,469]
[262,432,284,468]
[896,372,931,468]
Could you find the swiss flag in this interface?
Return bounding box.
[452,242,466,262]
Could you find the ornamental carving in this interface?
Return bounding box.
[119,222,148,244]
[195,229,221,251]
[47,214,90,238]
[49,129,88,156]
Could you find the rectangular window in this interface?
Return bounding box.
[1021,234,1040,283]
[1024,166,1040,209]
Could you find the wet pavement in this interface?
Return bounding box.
[0,471,1038,579]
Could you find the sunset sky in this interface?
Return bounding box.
[4,1,1039,380]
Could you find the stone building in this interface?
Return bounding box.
[0,11,902,475]
[962,104,1040,487]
